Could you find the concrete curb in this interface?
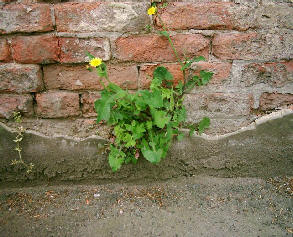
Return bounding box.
[0,110,292,182]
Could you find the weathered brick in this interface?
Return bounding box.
[156,2,252,31]
[184,93,253,120]
[0,94,33,119]
[0,63,43,93]
[212,33,258,60]
[256,4,293,30]
[239,61,293,88]
[59,37,110,63]
[43,64,138,91]
[259,93,293,111]
[36,91,80,118]
[213,32,293,60]
[54,2,149,33]
[0,4,53,34]
[0,39,10,62]
[139,61,231,89]
[115,34,209,62]
[139,63,183,89]
[81,91,100,117]
[192,62,232,85]
[12,35,59,64]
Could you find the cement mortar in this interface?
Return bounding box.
[0,112,292,183]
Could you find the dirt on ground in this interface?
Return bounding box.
[0,176,292,237]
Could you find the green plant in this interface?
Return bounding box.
[86,4,213,172]
[10,112,34,174]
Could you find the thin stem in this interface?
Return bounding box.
[99,79,106,90]
[156,15,187,85]
[156,15,184,68]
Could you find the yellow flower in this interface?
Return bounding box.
[89,58,102,67]
[147,6,157,15]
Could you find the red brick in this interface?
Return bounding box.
[240,61,293,88]
[0,4,53,34]
[192,62,232,85]
[139,63,183,89]
[212,33,259,60]
[0,63,43,93]
[0,94,33,119]
[139,61,231,89]
[81,92,100,117]
[43,64,138,91]
[156,2,236,31]
[0,39,10,62]
[12,35,59,64]
[36,91,80,118]
[115,34,209,63]
[59,37,110,63]
[259,93,293,111]
[54,2,149,33]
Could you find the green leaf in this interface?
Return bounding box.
[108,83,123,93]
[142,147,163,164]
[198,117,210,135]
[96,62,108,78]
[85,51,95,60]
[123,133,136,148]
[159,31,170,38]
[108,145,125,172]
[94,92,113,123]
[125,121,146,140]
[175,81,183,95]
[188,124,196,136]
[95,86,127,123]
[177,132,184,141]
[193,56,206,62]
[153,66,173,83]
[142,90,163,109]
[176,106,186,123]
[152,110,171,129]
[146,121,153,130]
[200,70,213,85]
[181,56,206,71]
[184,78,197,92]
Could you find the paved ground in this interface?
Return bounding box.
[0,176,292,237]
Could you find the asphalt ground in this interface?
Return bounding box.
[0,176,292,237]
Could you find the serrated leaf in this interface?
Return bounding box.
[142,90,163,109]
[181,56,206,71]
[177,132,184,141]
[188,124,196,136]
[85,51,95,60]
[199,70,213,85]
[159,31,170,38]
[152,110,170,129]
[142,147,163,164]
[95,88,126,123]
[108,83,123,93]
[175,81,184,95]
[146,121,153,130]
[193,56,206,62]
[153,66,173,83]
[94,95,112,123]
[184,78,196,92]
[177,106,186,123]
[96,62,108,78]
[108,145,125,172]
[184,75,202,92]
[198,117,210,135]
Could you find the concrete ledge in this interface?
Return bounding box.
[0,111,292,182]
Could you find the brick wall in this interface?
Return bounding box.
[0,0,292,135]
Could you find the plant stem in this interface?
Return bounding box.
[156,15,186,83]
